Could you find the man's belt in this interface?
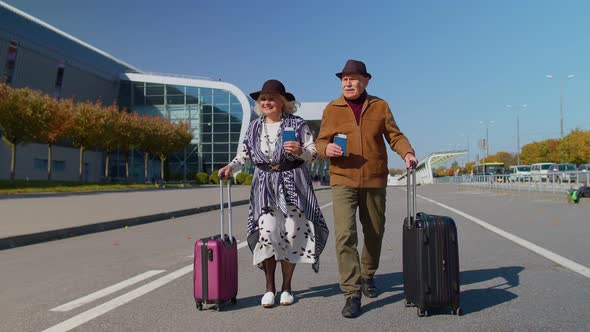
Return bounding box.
[256,160,304,172]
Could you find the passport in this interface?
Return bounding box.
[334,134,347,156]
[283,127,296,142]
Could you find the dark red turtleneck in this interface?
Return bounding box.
[344,91,367,125]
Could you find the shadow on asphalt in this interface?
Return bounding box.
[415,265,524,317]
[220,272,405,313]
[216,266,524,315]
[458,266,524,315]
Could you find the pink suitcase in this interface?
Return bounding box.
[194,178,238,311]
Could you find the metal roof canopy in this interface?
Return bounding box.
[394,150,467,185]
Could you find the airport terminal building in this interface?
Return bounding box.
[0,1,328,182]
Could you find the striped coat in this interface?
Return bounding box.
[244,113,329,272]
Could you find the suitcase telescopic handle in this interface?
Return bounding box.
[406,161,417,228]
[218,174,233,243]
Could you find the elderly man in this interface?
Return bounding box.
[316,59,417,318]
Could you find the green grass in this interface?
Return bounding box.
[0,180,191,194]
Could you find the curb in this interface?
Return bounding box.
[0,187,332,251]
[0,199,250,250]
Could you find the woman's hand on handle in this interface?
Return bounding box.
[218,164,232,179]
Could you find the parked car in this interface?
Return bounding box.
[546,163,577,183]
[530,162,554,182]
[508,165,531,182]
[578,164,590,184]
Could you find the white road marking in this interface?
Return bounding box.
[50,270,165,312]
[417,193,590,279]
[44,200,334,331]
[43,266,192,332]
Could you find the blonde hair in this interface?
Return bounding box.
[253,93,298,116]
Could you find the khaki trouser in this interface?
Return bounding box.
[332,185,386,298]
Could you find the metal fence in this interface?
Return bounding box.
[433,171,590,194]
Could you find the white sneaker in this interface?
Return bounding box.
[261,291,275,308]
[279,291,295,305]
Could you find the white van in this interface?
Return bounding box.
[530,162,554,182]
[508,165,531,182]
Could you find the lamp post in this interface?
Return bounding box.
[459,133,470,165]
[545,74,575,138]
[506,104,526,165]
[479,120,495,161]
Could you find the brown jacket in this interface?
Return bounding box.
[316,94,414,188]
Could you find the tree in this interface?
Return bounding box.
[67,101,103,182]
[434,166,448,177]
[92,103,122,180]
[34,96,74,180]
[520,141,544,164]
[465,161,475,175]
[545,139,560,163]
[136,115,162,182]
[0,85,46,180]
[520,139,560,164]
[154,120,193,182]
[558,129,590,164]
[116,111,141,181]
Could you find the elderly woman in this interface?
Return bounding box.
[218,79,328,308]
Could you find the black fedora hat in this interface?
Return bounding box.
[249,79,295,102]
[335,59,372,79]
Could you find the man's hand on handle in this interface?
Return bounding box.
[405,153,417,169]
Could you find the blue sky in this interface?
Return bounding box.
[5,0,589,168]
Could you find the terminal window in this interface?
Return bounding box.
[54,63,65,98]
[2,41,18,84]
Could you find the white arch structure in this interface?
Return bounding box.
[388,150,467,185]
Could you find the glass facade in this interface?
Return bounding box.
[118,79,247,178]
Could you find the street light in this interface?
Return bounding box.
[545,74,575,138]
[506,104,527,165]
[459,132,470,164]
[479,120,495,161]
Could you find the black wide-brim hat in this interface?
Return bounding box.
[335,59,372,79]
[249,79,295,102]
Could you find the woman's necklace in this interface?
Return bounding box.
[262,114,282,154]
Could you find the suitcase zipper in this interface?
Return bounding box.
[440,219,449,304]
[201,240,209,302]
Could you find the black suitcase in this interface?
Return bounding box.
[402,166,461,317]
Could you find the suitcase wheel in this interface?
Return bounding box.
[216,303,224,312]
[451,307,462,316]
[404,300,414,308]
[195,302,203,311]
[231,297,237,304]
[417,308,427,317]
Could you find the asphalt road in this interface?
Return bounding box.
[1,185,589,331]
